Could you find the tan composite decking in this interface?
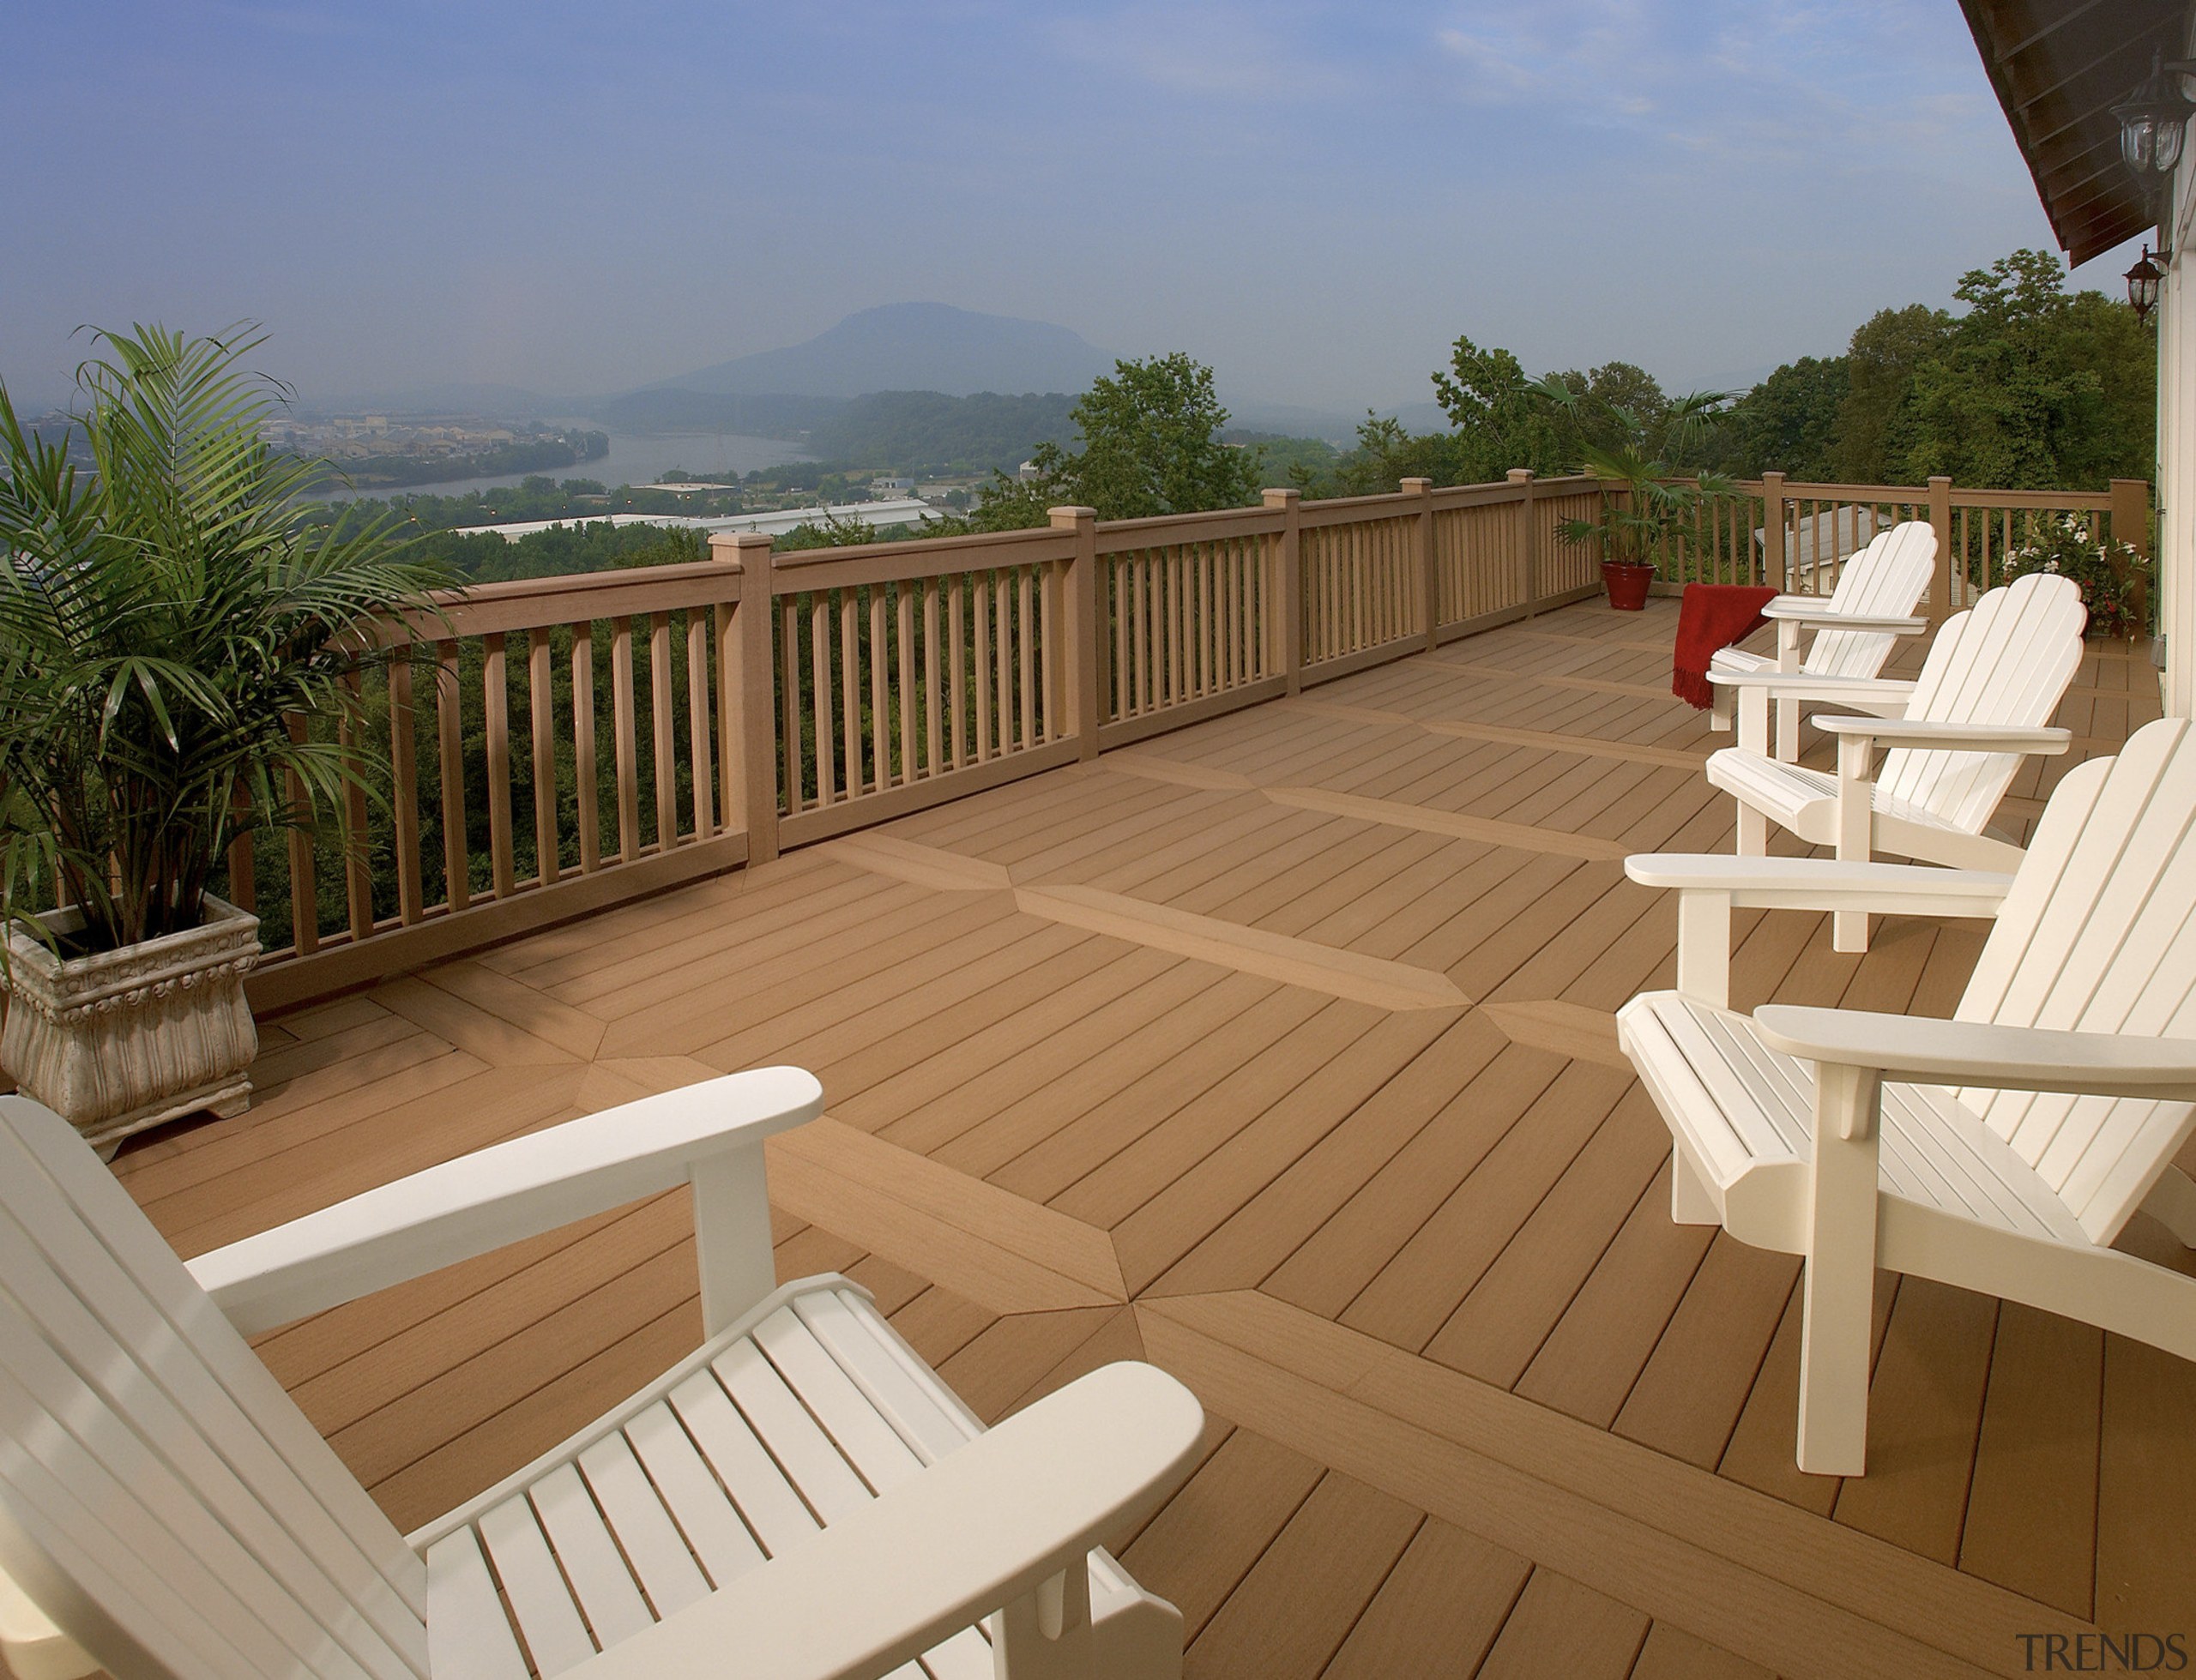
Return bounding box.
[115,597,2190,1680]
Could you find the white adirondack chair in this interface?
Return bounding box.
[1707,570,2086,951]
[1617,715,2196,1476]
[1708,519,1936,760]
[0,1070,1204,1680]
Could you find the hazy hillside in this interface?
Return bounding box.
[805,390,1078,473]
[648,303,1114,400]
[589,388,846,437]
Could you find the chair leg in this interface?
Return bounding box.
[1671,1142,1719,1225]
[1775,696,1801,762]
[1795,1064,1880,1477]
[1831,909,1870,953]
[1710,686,1733,732]
[1736,803,1767,857]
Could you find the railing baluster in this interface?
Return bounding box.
[811,597,836,804]
[482,632,516,898]
[781,599,804,813]
[650,611,678,852]
[687,609,715,840]
[950,575,969,768]
[840,590,862,795]
[974,572,994,760]
[389,659,424,922]
[897,582,918,782]
[339,677,374,941]
[436,643,470,911]
[572,623,600,874]
[868,587,890,789]
[1041,560,1062,740]
[529,630,558,885]
[285,712,319,954]
[995,571,1014,751]
[611,617,639,863]
[1017,566,1035,750]
[923,578,944,775]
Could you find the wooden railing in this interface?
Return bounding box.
[1656,472,2153,617]
[231,472,1606,1007]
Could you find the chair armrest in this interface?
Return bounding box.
[188,1068,824,1335]
[1707,669,1916,703]
[565,1363,1206,1680]
[1812,715,2072,755]
[1759,600,1928,635]
[1753,1008,2196,1101]
[1623,853,2012,916]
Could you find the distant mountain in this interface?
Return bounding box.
[647,304,1116,401]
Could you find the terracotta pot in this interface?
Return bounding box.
[1,894,260,1159]
[1602,561,1656,611]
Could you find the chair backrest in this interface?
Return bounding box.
[0,1096,427,1680]
[1873,571,2087,834]
[1802,521,1939,681]
[1958,718,2196,1243]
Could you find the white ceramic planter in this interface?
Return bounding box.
[1,894,260,1159]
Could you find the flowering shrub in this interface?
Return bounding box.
[1998,515,2151,639]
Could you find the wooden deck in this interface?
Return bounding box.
[113,595,2190,1680]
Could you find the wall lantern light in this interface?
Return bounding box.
[2114,49,2196,179]
[2127,245,2167,321]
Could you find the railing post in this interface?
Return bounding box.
[713,532,780,866]
[2112,477,2153,562]
[1050,505,1101,761]
[1403,476,1437,650]
[1506,469,1538,612]
[1264,488,1302,694]
[1928,475,1954,620]
[1761,471,1788,593]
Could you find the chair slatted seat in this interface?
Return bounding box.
[1619,716,2196,1473]
[0,1074,1202,1680]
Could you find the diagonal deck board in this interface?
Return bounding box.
[114,598,2185,1676]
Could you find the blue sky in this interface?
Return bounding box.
[0,1,2146,415]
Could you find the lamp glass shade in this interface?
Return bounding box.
[2127,249,2165,320]
[2115,51,2195,178]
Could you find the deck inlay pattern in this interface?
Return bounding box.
[118,599,2187,1678]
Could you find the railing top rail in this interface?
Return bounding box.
[385,555,748,641]
[768,524,1079,592]
[1741,477,2118,510]
[1094,504,1282,551]
[1946,487,2115,510]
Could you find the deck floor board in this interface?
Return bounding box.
[115,596,2187,1677]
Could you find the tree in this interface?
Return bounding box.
[964,353,1258,526]
[1429,334,1571,480]
[1722,355,1849,479]
[1828,303,1953,483]
[1895,250,2153,490]
[1059,353,1259,519]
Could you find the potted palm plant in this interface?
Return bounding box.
[0,326,447,1158]
[1530,380,1738,610]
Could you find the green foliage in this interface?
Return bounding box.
[1892,251,2155,491]
[307,428,607,491]
[1827,304,1954,483]
[1428,335,1572,481]
[1531,378,1739,572]
[1998,514,2153,638]
[0,325,449,953]
[774,512,881,551]
[1721,355,1849,479]
[1055,354,1260,520]
[804,390,1079,474]
[1226,431,1339,491]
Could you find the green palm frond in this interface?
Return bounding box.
[0,325,453,954]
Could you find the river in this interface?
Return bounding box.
[311,430,816,502]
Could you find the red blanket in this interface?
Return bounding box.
[1673,584,1779,708]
